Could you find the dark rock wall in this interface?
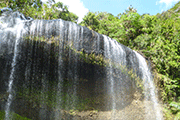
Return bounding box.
[0,10,144,119]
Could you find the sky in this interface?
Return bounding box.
[42,0,179,23]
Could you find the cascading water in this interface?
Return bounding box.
[1,13,28,119]
[134,51,163,120]
[54,19,64,119]
[0,10,163,120]
[104,36,116,118]
[4,32,19,120]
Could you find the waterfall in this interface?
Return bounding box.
[104,36,116,119]
[2,14,27,119]
[54,19,64,120]
[0,10,163,120]
[134,51,163,120]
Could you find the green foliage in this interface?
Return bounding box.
[170,1,180,12]
[0,111,31,120]
[0,1,6,9]
[40,1,78,23]
[80,12,100,31]
[0,0,78,23]
[170,101,180,111]
[170,101,180,120]
[163,106,174,120]
[0,0,42,17]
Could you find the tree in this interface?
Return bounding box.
[0,0,42,17]
[0,0,78,23]
[42,1,78,22]
[80,12,100,31]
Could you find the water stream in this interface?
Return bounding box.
[134,51,163,120]
[4,21,24,120]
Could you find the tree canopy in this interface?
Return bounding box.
[0,0,78,23]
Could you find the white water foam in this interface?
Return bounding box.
[103,35,116,119]
[134,50,163,120]
[4,22,25,120]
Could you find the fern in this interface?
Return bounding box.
[170,102,180,110]
[170,102,180,120]
[175,112,180,120]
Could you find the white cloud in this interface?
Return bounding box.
[42,0,89,23]
[156,0,179,11]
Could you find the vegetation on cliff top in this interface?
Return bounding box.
[0,0,78,23]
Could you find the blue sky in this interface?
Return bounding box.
[42,0,179,23]
[81,0,165,15]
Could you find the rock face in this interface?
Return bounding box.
[0,10,163,120]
